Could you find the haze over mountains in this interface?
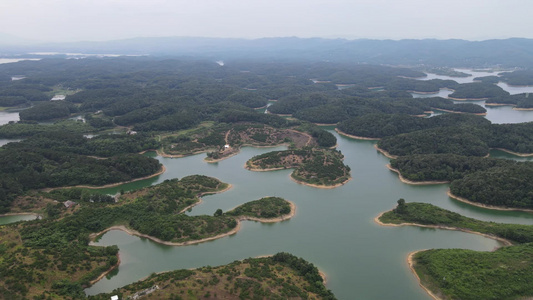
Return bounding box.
[1,35,533,68]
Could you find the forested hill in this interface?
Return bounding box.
[2,37,533,68]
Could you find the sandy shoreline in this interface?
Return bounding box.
[290,173,351,189]
[374,144,398,159]
[407,251,442,300]
[448,97,488,101]
[156,148,212,158]
[484,103,533,111]
[447,190,533,213]
[408,90,440,95]
[334,128,381,140]
[45,165,166,192]
[88,254,121,286]
[491,148,533,157]
[313,122,337,126]
[375,208,515,300]
[90,223,243,247]
[374,210,513,246]
[485,103,514,107]
[431,107,487,116]
[204,150,240,163]
[89,201,296,247]
[178,183,233,214]
[386,164,450,185]
[0,212,40,217]
[236,200,296,223]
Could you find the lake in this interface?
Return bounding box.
[0,65,532,299]
[85,126,533,299]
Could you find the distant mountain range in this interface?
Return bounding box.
[1,36,532,68]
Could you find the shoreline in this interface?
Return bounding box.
[408,90,440,95]
[386,164,449,185]
[88,254,121,286]
[313,122,337,126]
[447,97,488,101]
[246,165,291,172]
[44,165,166,191]
[289,173,351,189]
[431,107,487,116]
[236,200,296,223]
[374,144,398,159]
[373,210,513,246]
[485,102,515,107]
[156,148,213,158]
[204,150,240,163]
[0,212,40,217]
[334,128,381,140]
[89,223,242,247]
[484,103,533,111]
[89,201,296,247]
[375,208,515,300]
[407,251,442,300]
[178,183,233,214]
[447,190,533,213]
[491,148,533,157]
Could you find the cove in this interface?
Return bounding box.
[86,129,533,299]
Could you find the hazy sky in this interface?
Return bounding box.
[1,0,532,42]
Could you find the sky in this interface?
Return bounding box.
[1,0,532,43]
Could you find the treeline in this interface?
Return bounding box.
[381,201,533,244]
[19,101,79,121]
[0,132,161,213]
[414,244,533,300]
[499,69,533,86]
[225,197,291,219]
[359,115,533,156]
[0,223,119,298]
[385,78,458,93]
[3,131,160,157]
[450,163,533,209]
[0,57,505,132]
[379,201,533,299]
[270,94,485,124]
[0,175,236,297]
[117,176,229,213]
[390,154,513,182]
[0,120,94,138]
[1,176,308,298]
[486,93,533,109]
[247,148,350,186]
[297,123,337,147]
[390,154,533,209]
[337,113,489,139]
[448,82,510,99]
[378,126,490,157]
[89,253,335,300]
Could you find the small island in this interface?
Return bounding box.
[89,252,336,300]
[246,148,351,188]
[225,196,295,222]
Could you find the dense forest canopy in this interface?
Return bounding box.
[0,55,532,299]
[390,154,533,209]
[372,119,533,156]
